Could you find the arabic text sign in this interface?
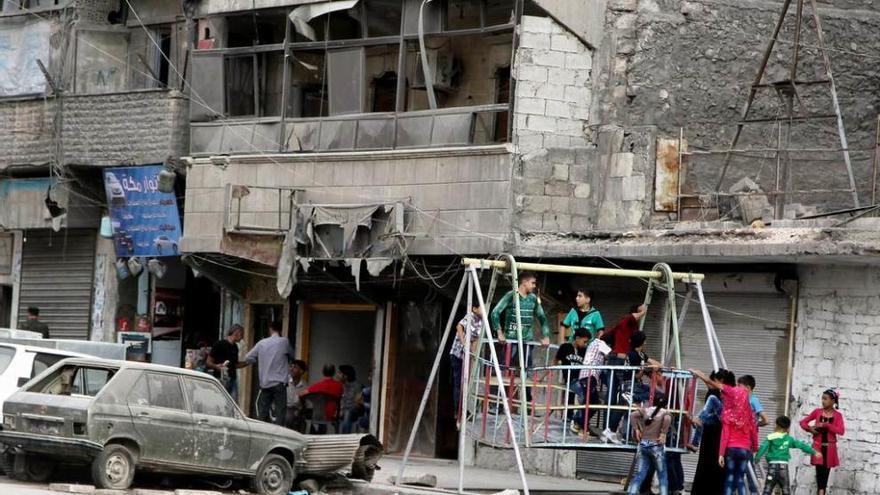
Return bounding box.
[103,166,181,257]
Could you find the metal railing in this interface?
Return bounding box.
[462,341,697,452]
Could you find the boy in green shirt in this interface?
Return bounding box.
[755,415,821,495]
[558,288,604,343]
[490,271,550,346]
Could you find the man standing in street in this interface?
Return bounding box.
[245,321,294,425]
[207,324,248,402]
[19,306,49,338]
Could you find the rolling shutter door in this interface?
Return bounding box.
[18,229,96,340]
[576,286,791,481]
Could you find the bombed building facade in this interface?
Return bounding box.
[1,0,879,493]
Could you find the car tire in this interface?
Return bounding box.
[24,454,54,482]
[92,443,136,490]
[251,454,293,495]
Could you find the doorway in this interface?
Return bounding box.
[0,285,11,328]
[301,304,377,393]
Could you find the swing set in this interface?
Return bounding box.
[395,256,732,495]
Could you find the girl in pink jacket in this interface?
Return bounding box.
[800,389,845,495]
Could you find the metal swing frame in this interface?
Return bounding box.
[394,256,730,495]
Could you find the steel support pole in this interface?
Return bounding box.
[461,258,704,281]
[457,273,474,494]
[470,267,530,495]
[695,281,720,371]
[395,273,467,486]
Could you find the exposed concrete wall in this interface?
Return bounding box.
[591,0,880,211]
[791,265,880,495]
[181,148,514,256]
[513,15,592,152]
[471,442,577,479]
[514,125,654,233]
[0,90,188,169]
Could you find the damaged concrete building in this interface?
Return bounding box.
[179,0,880,493]
[0,0,876,492]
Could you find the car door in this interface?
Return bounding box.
[183,376,251,472]
[127,371,194,465]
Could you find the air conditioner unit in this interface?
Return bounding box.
[414,48,457,92]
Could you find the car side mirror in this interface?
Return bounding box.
[17,377,29,387]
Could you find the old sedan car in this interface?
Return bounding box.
[0,358,313,494]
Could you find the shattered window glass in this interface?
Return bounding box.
[30,352,65,379]
[185,378,237,418]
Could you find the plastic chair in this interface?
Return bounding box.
[302,392,340,434]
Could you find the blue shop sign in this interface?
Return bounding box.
[103,166,181,257]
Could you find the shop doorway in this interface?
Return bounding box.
[301,304,377,396]
[0,285,11,328]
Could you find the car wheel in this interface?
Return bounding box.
[251,454,293,495]
[92,443,136,490]
[24,454,54,482]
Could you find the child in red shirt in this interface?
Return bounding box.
[800,389,845,495]
[691,368,757,495]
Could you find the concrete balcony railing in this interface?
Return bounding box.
[0,89,188,170]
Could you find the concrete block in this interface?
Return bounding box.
[519,33,551,50]
[551,163,570,181]
[545,100,573,118]
[609,0,637,11]
[516,132,545,152]
[564,85,591,103]
[548,68,577,86]
[557,119,585,137]
[570,165,588,182]
[571,215,593,231]
[527,115,558,133]
[548,148,576,164]
[543,212,571,231]
[522,157,551,179]
[536,83,568,101]
[531,49,566,68]
[617,36,637,55]
[49,484,95,494]
[519,212,544,230]
[519,178,546,195]
[550,34,581,53]
[522,15,555,34]
[610,153,634,177]
[517,97,546,115]
[621,175,646,201]
[517,65,549,83]
[615,13,638,30]
[515,80,541,98]
[94,490,129,495]
[550,196,570,213]
[565,53,592,71]
[545,181,573,196]
[542,134,571,148]
[574,183,591,198]
[133,490,174,495]
[524,195,551,213]
[570,105,591,121]
[570,136,590,147]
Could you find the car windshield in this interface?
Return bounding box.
[0,346,14,375]
[28,364,118,397]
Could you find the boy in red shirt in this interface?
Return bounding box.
[304,364,344,421]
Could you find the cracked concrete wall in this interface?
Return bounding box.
[792,265,880,495]
[515,125,654,233]
[591,0,880,212]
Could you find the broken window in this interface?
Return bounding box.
[185,377,237,417]
[224,51,284,117]
[287,51,328,118]
[128,372,186,410]
[226,10,287,47]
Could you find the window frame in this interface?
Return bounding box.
[184,376,241,419]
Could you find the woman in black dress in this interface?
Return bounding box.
[689,369,735,494]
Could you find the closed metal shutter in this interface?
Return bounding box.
[576,286,792,482]
[18,229,96,340]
